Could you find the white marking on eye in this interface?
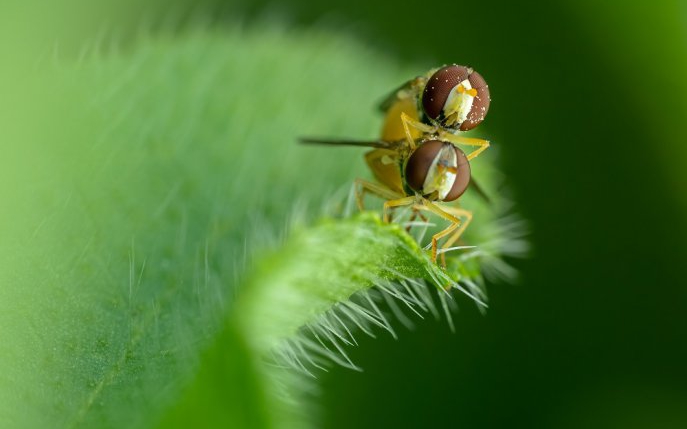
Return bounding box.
[442,79,475,126]
[422,145,457,200]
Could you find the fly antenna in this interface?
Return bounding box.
[299,137,394,149]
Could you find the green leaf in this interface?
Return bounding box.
[0,26,523,428]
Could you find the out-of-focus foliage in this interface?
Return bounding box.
[1,0,686,428]
[0,21,516,428]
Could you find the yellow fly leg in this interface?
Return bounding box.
[382,196,416,223]
[400,112,437,150]
[440,206,473,249]
[437,132,491,161]
[412,199,462,265]
[364,149,404,195]
[354,178,403,211]
[405,209,429,233]
[436,206,473,267]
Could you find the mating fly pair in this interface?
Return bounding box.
[302,64,492,265]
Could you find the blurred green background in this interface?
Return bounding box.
[3,0,687,428]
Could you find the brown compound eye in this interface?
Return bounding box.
[405,140,445,193]
[421,65,491,131]
[422,65,470,121]
[459,70,491,131]
[405,140,471,202]
[443,147,470,201]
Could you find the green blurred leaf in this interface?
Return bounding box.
[0,26,518,428]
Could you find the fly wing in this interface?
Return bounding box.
[376,76,424,113]
[365,148,404,194]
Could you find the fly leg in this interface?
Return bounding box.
[382,196,416,224]
[436,206,473,267]
[437,132,490,161]
[354,178,403,211]
[400,112,437,150]
[405,209,429,233]
[412,199,462,265]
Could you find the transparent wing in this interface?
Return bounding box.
[377,76,424,113]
